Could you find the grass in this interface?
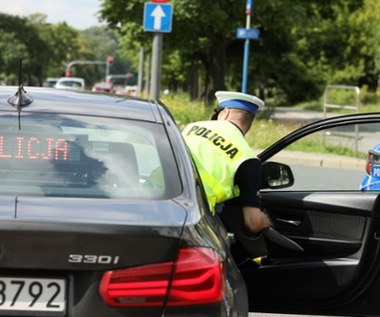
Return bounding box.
[162,94,301,150]
[161,93,214,128]
[161,90,380,157]
[294,88,380,113]
[247,120,298,150]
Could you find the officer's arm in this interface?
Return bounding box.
[242,206,272,233]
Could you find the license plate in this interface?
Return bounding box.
[0,277,66,314]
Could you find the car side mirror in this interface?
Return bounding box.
[261,161,294,189]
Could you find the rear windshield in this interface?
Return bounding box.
[0,112,181,199]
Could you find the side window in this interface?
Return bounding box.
[134,142,162,186]
[265,122,380,191]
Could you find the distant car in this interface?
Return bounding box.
[106,73,136,95]
[91,82,114,93]
[54,77,85,91]
[123,85,138,96]
[2,85,380,316]
[361,144,380,190]
[43,77,60,88]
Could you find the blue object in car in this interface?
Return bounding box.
[361,144,380,190]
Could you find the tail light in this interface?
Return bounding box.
[99,247,225,307]
[366,152,373,175]
[366,150,380,175]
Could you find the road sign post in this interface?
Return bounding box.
[137,47,144,96]
[143,1,173,100]
[237,0,260,94]
[150,33,163,100]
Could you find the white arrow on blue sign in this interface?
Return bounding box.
[144,2,173,33]
[236,27,260,40]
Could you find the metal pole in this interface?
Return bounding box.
[105,61,110,82]
[137,47,144,96]
[145,54,151,97]
[65,60,108,79]
[150,33,163,99]
[241,0,252,93]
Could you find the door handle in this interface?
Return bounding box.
[276,218,302,227]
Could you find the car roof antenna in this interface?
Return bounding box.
[7,57,33,130]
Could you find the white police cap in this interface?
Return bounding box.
[215,91,265,115]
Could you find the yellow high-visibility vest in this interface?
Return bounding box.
[182,120,256,213]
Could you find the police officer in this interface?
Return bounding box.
[182,91,272,234]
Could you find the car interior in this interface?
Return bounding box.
[219,153,380,314]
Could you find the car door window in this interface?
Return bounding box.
[262,122,380,191]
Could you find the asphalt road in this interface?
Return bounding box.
[291,164,364,189]
[271,107,327,125]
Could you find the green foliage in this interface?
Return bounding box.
[98,0,380,105]
[83,26,135,78]
[324,89,360,108]
[161,93,214,129]
[0,32,28,83]
[1,0,380,105]
[160,93,294,149]
[0,12,137,88]
[247,120,297,150]
[365,0,380,76]
[283,136,367,160]
[46,23,92,73]
[0,13,48,85]
[0,12,100,86]
[99,0,251,99]
[292,0,380,94]
[162,91,380,157]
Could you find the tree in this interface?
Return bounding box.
[83,26,136,80]
[0,13,100,87]
[99,0,380,104]
[100,0,247,101]
[0,13,49,85]
[2,1,379,105]
[34,18,98,85]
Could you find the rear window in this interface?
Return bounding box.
[0,112,181,199]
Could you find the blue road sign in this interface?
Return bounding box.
[236,27,260,40]
[144,2,173,33]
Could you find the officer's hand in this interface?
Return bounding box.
[242,206,272,234]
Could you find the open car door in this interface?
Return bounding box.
[220,113,380,316]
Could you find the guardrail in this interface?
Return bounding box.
[323,85,360,116]
[323,85,361,157]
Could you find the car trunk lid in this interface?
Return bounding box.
[0,197,187,270]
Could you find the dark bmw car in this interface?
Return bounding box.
[2,85,380,317]
[0,85,248,317]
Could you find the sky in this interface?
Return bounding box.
[0,0,105,30]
